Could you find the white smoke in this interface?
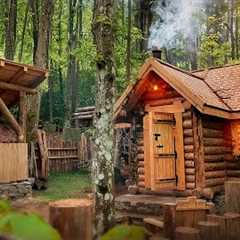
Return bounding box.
[148,0,207,49]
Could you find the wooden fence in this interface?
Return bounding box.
[46,133,92,173]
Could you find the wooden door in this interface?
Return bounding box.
[144,112,177,191]
[153,112,177,190]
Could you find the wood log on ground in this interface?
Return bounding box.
[49,199,93,240]
[175,226,200,240]
[183,120,193,129]
[184,145,194,153]
[184,129,193,137]
[225,180,240,213]
[224,212,240,240]
[198,221,220,240]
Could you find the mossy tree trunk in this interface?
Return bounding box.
[92,0,116,238]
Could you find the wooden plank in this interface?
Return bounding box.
[0,143,28,183]
[0,81,37,94]
[175,112,186,190]
[149,112,155,190]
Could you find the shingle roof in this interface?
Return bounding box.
[193,64,240,111]
[159,61,230,111]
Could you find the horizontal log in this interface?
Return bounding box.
[205,162,225,171]
[203,138,225,147]
[185,160,195,168]
[183,129,193,137]
[183,120,193,129]
[184,145,194,153]
[74,115,93,120]
[205,171,226,179]
[76,106,95,112]
[138,175,145,182]
[138,140,144,147]
[185,153,194,160]
[202,121,225,130]
[182,111,192,120]
[186,182,195,189]
[73,111,95,117]
[0,81,37,94]
[138,181,145,188]
[205,178,225,187]
[185,168,195,175]
[184,137,194,145]
[138,161,144,168]
[225,161,240,170]
[205,154,225,162]
[226,170,240,177]
[203,128,224,138]
[186,175,195,182]
[137,146,144,154]
[204,146,229,155]
[138,167,145,175]
[137,154,144,160]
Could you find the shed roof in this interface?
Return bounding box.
[114,58,240,120]
[0,58,47,106]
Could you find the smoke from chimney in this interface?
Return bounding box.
[148,0,207,50]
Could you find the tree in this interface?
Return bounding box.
[27,0,54,141]
[92,0,116,237]
[126,0,132,81]
[4,0,17,60]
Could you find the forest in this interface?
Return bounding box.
[1,0,240,130]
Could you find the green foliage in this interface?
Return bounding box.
[0,200,61,240]
[101,225,149,240]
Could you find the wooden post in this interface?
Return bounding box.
[163,203,176,240]
[49,199,93,240]
[19,92,27,142]
[224,213,240,240]
[207,214,227,239]
[175,226,200,240]
[198,221,220,240]
[225,180,240,213]
[0,96,24,142]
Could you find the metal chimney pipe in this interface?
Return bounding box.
[152,47,162,59]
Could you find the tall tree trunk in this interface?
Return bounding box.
[126,0,132,81]
[27,0,54,141]
[230,0,236,59]
[18,0,29,62]
[236,6,239,59]
[92,0,116,237]
[4,0,17,60]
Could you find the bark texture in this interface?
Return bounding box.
[92,0,116,238]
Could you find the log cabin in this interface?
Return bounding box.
[0,58,47,198]
[114,51,240,198]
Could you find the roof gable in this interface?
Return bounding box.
[114,58,239,120]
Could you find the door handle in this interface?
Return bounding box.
[157,144,164,149]
[154,133,161,141]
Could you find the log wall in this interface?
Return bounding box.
[182,108,196,190]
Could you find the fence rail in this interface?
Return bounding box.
[45,133,92,173]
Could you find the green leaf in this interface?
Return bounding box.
[101,225,148,240]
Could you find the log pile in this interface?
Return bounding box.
[182,109,195,190]
[137,129,145,190]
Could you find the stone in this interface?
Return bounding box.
[128,185,139,195]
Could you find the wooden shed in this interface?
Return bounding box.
[114,56,240,197]
[0,58,47,184]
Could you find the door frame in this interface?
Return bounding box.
[144,101,186,191]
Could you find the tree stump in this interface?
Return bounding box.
[175,226,200,240]
[49,199,93,240]
[225,180,240,213]
[224,213,240,240]
[198,221,220,240]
